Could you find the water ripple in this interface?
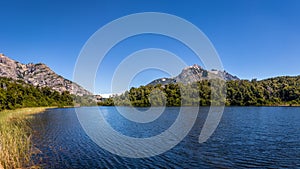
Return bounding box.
[31,107,300,168]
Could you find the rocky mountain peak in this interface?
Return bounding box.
[0,54,91,96]
[148,64,239,86]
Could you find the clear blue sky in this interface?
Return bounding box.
[1,0,300,94]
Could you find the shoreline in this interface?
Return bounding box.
[97,104,300,107]
[0,107,51,169]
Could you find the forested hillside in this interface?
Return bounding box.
[0,77,73,110]
[99,76,300,107]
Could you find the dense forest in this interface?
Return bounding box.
[98,76,300,107]
[0,77,74,110]
[1,75,300,110]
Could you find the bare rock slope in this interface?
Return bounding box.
[148,64,239,86]
[0,54,91,96]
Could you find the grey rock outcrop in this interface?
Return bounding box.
[148,64,239,86]
[0,54,92,96]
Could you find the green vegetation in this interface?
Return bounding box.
[0,77,88,168]
[0,107,47,169]
[0,78,97,168]
[73,95,98,107]
[0,77,74,110]
[98,76,300,107]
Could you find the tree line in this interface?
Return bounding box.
[0,77,74,110]
[98,76,300,107]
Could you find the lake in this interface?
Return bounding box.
[31,107,300,168]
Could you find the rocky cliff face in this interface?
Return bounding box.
[148,64,239,86]
[0,54,92,96]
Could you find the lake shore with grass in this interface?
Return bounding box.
[0,107,50,169]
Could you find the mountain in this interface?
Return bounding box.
[148,64,239,86]
[0,53,92,96]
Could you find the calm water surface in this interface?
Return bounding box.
[31,107,300,168]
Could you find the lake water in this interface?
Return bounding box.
[31,107,300,168]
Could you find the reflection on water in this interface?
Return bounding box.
[76,106,201,158]
[31,107,300,168]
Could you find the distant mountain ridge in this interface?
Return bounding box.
[0,54,91,96]
[148,64,239,86]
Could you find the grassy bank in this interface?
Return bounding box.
[0,107,48,169]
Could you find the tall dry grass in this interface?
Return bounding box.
[0,108,47,169]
